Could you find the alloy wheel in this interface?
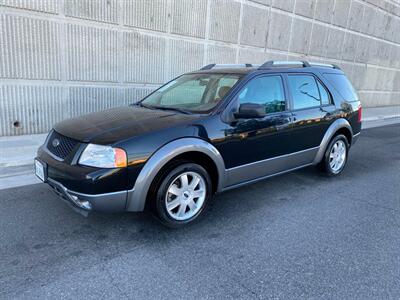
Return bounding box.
[165,171,206,221]
[329,140,347,172]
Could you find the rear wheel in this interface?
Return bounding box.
[319,134,349,176]
[152,163,212,228]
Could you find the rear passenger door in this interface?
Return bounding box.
[285,73,335,153]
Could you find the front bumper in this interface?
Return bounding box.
[37,145,130,194]
[46,178,130,213]
[36,144,132,213]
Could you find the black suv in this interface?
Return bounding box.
[35,61,362,227]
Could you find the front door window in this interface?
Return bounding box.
[238,75,286,114]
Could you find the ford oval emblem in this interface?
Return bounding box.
[52,138,60,147]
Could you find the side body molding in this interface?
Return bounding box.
[313,118,353,164]
[126,138,225,212]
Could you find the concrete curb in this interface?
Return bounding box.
[362,114,400,122]
[0,133,47,168]
[362,116,400,129]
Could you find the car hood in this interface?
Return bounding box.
[54,106,201,144]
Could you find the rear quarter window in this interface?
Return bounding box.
[323,73,358,102]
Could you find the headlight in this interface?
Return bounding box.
[78,144,127,168]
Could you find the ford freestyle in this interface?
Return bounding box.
[35,61,362,227]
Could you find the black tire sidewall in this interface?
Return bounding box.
[154,163,212,228]
[323,134,349,176]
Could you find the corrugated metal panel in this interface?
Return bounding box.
[65,0,118,24]
[68,86,123,117]
[0,85,159,136]
[124,0,167,32]
[123,32,166,84]
[0,0,400,136]
[206,44,237,65]
[0,15,60,79]
[209,0,241,43]
[66,24,118,82]
[0,85,65,136]
[168,39,204,78]
[239,4,268,48]
[0,0,59,13]
[123,87,156,105]
[238,48,269,64]
[171,0,207,38]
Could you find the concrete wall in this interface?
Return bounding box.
[1,0,400,136]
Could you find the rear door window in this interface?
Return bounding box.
[287,75,321,110]
[323,73,358,101]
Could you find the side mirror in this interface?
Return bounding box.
[234,103,266,119]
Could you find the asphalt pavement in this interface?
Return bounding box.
[0,124,399,299]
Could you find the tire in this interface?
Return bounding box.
[151,162,212,228]
[319,134,349,176]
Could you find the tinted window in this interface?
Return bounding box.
[323,73,358,101]
[160,79,206,105]
[317,81,330,105]
[238,75,285,113]
[142,74,240,113]
[288,75,321,110]
[213,77,239,102]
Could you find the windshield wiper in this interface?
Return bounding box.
[136,103,155,109]
[135,102,192,114]
[144,105,192,114]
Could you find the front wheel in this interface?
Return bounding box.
[319,134,349,176]
[152,163,212,228]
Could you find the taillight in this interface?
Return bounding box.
[357,105,362,123]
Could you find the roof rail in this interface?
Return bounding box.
[258,60,341,70]
[259,60,310,69]
[200,63,256,70]
[309,62,341,70]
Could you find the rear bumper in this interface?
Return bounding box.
[47,177,130,213]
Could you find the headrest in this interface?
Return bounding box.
[218,86,231,99]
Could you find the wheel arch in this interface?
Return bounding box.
[126,138,225,212]
[313,118,353,164]
[335,127,353,146]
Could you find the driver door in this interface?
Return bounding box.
[220,74,294,187]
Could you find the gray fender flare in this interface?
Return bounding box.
[313,118,353,164]
[126,138,225,212]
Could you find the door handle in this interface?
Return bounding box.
[276,124,288,130]
[276,117,291,130]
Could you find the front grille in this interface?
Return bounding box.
[46,131,79,160]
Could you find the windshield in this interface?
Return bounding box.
[140,73,241,113]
